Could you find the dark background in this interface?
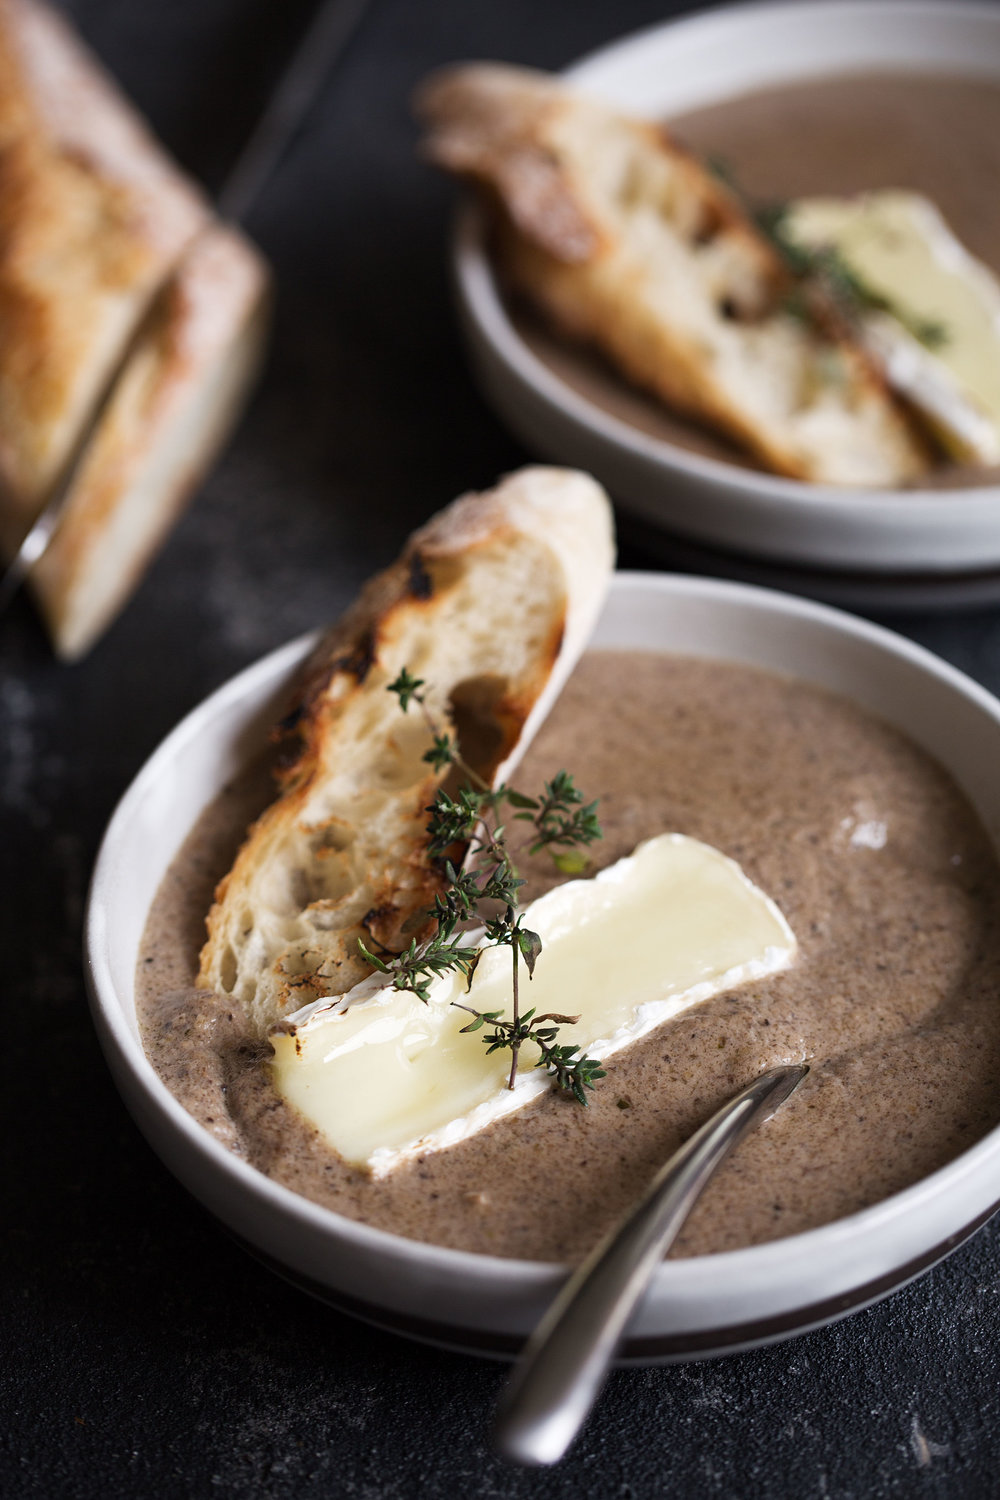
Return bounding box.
[5,1,1000,1495]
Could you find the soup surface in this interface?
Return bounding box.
[514,73,1000,487]
[138,651,1000,1263]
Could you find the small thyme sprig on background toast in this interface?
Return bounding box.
[357,668,606,1103]
[708,157,948,350]
[754,201,949,351]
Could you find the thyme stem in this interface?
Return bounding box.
[369,667,606,1105]
[508,934,520,1091]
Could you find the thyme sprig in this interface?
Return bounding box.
[356,668,605,1101]
[455,1005,607,1106]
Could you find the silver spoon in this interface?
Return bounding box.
[492,1061,809,1467]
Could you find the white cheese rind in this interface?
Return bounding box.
[270,834,797,1175]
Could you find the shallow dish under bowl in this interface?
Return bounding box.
[86,573,1000,1360]
[454,1,1000,576]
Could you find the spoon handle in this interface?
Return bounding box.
[492,1062,809,1467]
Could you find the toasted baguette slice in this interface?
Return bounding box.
[30,224,269,660]
[199,467,615,1037]
[417,64,930,487]
[0,0,209,543]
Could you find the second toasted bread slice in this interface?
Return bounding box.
[417,64,929,488]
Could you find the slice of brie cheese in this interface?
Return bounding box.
[270,833,796,1176]
[784,191,1000,465]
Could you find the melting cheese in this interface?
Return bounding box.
[270,833,796,1175]
[785,191,1000,464]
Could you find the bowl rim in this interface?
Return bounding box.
[453,0,1000,517]
[86,569,1000,1297]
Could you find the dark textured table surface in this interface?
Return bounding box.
[6,1,1000,1495]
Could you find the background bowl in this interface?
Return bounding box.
[86,572,1000,1360]
[454,1,1000,576]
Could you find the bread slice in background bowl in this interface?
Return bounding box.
[446,1,1000,577]
[419,63,929,489]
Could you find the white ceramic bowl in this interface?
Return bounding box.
[86,572,1000,1361]
[454,1,1000,575]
